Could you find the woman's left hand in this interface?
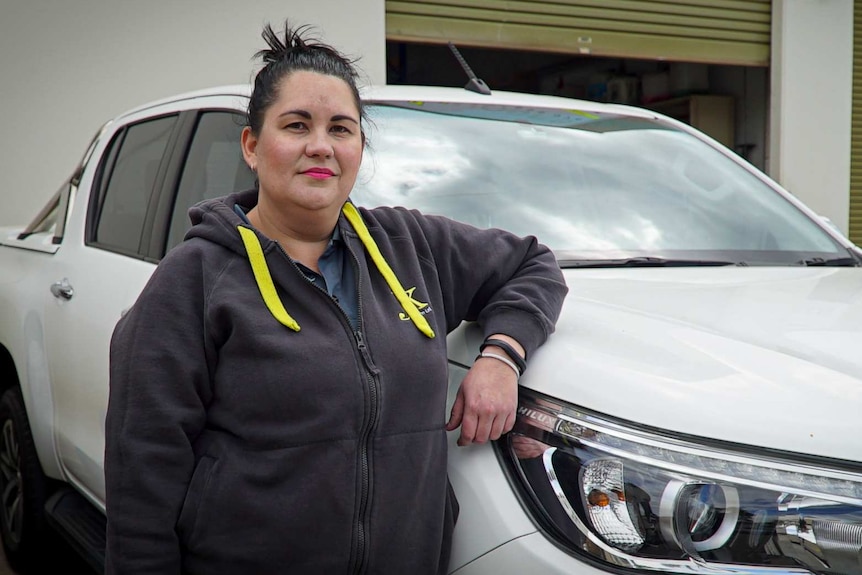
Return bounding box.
[445,347,520,447]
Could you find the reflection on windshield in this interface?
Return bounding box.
[352,104,844,264]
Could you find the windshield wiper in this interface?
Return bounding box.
[561,257,742,268]
[796,256,860,267]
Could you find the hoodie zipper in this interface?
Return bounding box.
[353,330,377,574]
[345,241,378,575]
[276,240,379,574]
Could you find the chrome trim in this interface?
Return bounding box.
[18,187,61,240]
[50,279,74,301]
[658,481,740,553]
[557,410,862,486]
[56,122,109,244]
[53,180,73,244]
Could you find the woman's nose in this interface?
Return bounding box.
[306,129,333,157]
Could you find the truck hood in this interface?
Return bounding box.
[523,266,862,463]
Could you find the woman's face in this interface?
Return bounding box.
[242,70,363,218]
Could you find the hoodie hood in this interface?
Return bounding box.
[186,189,259,256]
[185,189,435,338]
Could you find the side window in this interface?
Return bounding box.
[166,112,254,251]
[95,115,177,254]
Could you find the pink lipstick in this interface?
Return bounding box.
[303,167,334,179]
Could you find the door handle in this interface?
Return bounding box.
[50,278,75,301]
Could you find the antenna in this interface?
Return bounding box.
[448,42,491,95]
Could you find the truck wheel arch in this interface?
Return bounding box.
[0,386,60,570]
[0,345,19,397]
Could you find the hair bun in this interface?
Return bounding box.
[256,21,318,66]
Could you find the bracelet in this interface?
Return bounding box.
[480,338,527,375]
[477,352,521,380]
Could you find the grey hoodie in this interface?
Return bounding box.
[105,189,567,574]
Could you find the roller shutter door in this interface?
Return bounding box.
[851,2,862,244]
[386,0,771,67]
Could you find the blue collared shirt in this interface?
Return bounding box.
[235,204,358,329]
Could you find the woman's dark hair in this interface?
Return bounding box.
[247,21,365,135]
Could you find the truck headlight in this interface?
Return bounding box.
[499,389,862,574]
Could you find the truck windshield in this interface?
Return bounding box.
[351,102,850,266]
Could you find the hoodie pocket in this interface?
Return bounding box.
[176,455,218,547]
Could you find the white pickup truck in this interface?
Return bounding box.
[1,84,862,575]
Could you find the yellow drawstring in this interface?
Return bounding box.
[341,202,435,339]
[237,226,301,332]
[236,203,435,338]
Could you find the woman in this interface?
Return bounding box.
[105,21,567,575]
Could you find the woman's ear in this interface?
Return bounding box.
[241,126,258,171]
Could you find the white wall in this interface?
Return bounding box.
[769,0,853,234]
[0,0,385,226]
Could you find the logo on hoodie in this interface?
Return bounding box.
[399,287,433,321]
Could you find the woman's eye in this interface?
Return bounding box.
[331,125,351,135]
[284,122,306,131]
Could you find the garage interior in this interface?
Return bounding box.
[384,1,771,172]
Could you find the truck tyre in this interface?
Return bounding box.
[0,387,54,571]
